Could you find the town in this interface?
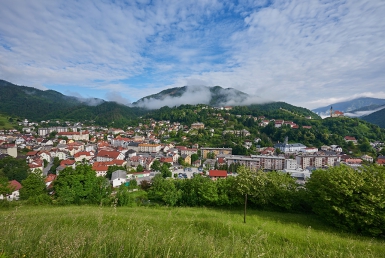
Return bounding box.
[1,104,384,201]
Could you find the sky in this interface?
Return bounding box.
[1,0,385,110]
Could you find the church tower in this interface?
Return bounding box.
[330,106,333,118]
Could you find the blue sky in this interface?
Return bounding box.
[0,0,385,109]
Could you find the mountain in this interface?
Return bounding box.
[361,108,385,128]
[312,97,385,117]
[0,80,147,126]
[133,85,262,109]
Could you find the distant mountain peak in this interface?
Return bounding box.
[133,85,266,109]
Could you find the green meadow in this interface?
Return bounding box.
[0,205,384,258]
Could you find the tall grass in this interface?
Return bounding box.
[0,205,384,257]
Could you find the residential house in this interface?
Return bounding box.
[0,144,17,158]
[111,170,127,188]
[376,156,385,166]
[191,122,205,129]
[74,151,94,162]
[344,136,357,144]
[209,170,227,180]
[96,150,124,162]
[0,180,22,201]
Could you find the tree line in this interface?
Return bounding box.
[3,163,384,237]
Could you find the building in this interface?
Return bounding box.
[96,150,125,162]
[138,143,161,153]
[274,142,306,153]
[190,122,205,129]
[296,154,340,169]
[111,170,127,188]
[209,170,227,180]
[330,107,344,117]
[225,155,285,171]
[0,144,17,158]
[201,147,232,159]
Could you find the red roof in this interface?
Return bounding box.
[96,150,121,159]
[74,151,93,158]
[9,180,22,191]
[60,159,75,166]
[160,157,173,163]
[345,136,357,141]
[45,174,57,183]
[209,170,227,177]
[27,151,38,156]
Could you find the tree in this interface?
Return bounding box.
[136,164,144,172]
[160,163,172,178]
[306,165,385,236]
[0,156,29,182]
[19,170,48,202]
[235,166,258,223]
[0,176,12,197]
[148,174,181,206]
[53,164,109,205]
[150,160,161,171]
[191,154,199,163]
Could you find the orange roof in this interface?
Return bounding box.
[45,174,57,183]
[96,150,121,159]
[60,159,75,166]
[209,170,227,177]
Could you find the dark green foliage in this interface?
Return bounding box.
[0,80,148,127]
[19,170,51,204]
[306,165,385,236]
[53,164,111,205]
[148,174,181,206]
[361,107,385,128]
[0,156,29,182]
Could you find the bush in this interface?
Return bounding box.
[306,165,385,236]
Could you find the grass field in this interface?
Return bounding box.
[0,205,384,258]
[0,114,17,130]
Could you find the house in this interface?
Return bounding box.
[111,170,127,188]
[0,180,22,201]
[191,122,205,129]
[180,154,191,165]
[376,156,385,166]
[209,170,227,180]
[74,151,94,162]
[96,150,124,162]
[0,144,17,158]
[361,155,373,163]
[160,156,174,165]
[344,136,357,144]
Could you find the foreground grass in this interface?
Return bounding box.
[0,205,384,258]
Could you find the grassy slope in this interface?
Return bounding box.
[0,114,17,130]
[1,206,384,257]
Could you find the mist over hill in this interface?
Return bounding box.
[133,85,270,109]
[312,97,385,117]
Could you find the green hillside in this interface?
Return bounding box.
[1,205,384,257]
[0,80,148,127]
[361,108,385,128]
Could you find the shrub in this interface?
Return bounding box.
[306,165,385,236]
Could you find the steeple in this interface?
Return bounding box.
[330,106,333,118]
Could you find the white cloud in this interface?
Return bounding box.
[0,0,384,110]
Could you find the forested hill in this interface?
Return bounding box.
[146,103,320,125]
[0,80,148,127]
[361,108,385,128]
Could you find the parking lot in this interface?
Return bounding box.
[172,167,203,179]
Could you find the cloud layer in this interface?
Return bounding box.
[1,0,384,109]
